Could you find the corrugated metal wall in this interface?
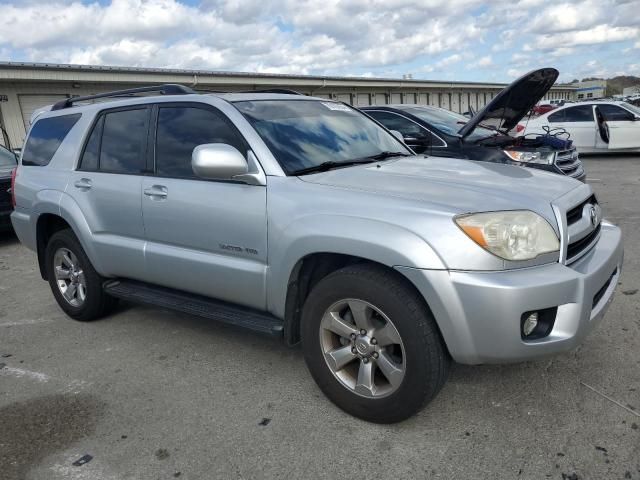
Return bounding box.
[0,80,575,149]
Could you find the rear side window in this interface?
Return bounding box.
[155,106,246,178]
[0,146,16,167]
[598,104,635,121]
[79,108,149,174]
[563,105,594,122]
[22,114,81,166]
[80,116,103,171]
[548,110,565,122]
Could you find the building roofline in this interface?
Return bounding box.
[0,61,576,90]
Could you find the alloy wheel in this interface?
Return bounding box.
[319,298,406,398]
[53,247,87,307]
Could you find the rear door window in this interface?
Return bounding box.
[99,108,149,174]
[563,105,594,122]
[155,105,246,178]
[22,114,81,166]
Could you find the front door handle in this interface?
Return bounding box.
[144,185,168,199]
[74,178,92,190]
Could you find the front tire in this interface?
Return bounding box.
[301,264,449,423]
[45,229,117,321]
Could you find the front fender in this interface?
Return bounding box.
[267,214,446,317]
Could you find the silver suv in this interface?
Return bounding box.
[11,85,623,423]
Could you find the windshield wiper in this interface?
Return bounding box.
[291,159,376,176]
[365,151,410,161]
[291,152,408,176]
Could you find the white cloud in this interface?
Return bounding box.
[0,0,638,80]
[528,1,608,34]
[470,55,493,68]
[532,25,639,50]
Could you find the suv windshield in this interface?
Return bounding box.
[234,100,410,174]
[398,106,498,141]
[0,146,16,167]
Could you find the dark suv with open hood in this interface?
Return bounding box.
[362,68,585,182]
[0,144,17,231]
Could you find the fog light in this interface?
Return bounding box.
[520,307,557,340]
[522,312,538,337]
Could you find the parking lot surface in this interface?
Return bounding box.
[1,156,639,480]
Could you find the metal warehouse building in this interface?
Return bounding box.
[0,62,576,150]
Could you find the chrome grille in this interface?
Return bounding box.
[565,195,601,264]
[566,194,597,226]
[555,149,582,177]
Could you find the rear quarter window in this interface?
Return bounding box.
[22,114,81,166]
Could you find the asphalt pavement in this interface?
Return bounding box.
[0,155,638,479]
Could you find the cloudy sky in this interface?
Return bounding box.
[0,0,638,82]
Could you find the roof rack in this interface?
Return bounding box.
[51,84,196,110]
[238,88,304,95]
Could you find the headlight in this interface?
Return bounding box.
[455,210,559,261]
[503,150,555,165]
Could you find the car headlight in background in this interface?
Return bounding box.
[503,150,555,165]
[455,210,559,261]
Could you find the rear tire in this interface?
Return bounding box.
[301,263,449,423]
[45,229,117,321]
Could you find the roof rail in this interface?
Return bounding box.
[51,84,196,110]
[238,88,305,95]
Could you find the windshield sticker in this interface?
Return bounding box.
[321,102,353,112]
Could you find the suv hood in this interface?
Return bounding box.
[458,68,559,138]
[300,155,579,226]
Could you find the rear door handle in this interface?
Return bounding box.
[74,178,92,190]
[144,185,168,199]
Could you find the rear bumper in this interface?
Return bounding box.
[397,222,623,364]
[10,209,36,249]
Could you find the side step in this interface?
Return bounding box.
[103,280,284,337]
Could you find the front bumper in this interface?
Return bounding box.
[397,222,623,364]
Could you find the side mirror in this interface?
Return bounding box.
[192,143,248,181]
[389,130,404,142]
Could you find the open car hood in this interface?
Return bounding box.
[458,68,559,138]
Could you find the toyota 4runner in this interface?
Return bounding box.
[11,85,624,423]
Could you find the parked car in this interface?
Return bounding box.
[533,103,556,115]
[0,144,17,231]
[549,99,572,108]
[11,85,623,423]
[519,101,640,153]
[362,68,585,182]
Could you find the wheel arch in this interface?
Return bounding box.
[35,192,102,280]
[36,213,73,280]
[281,252,448,352]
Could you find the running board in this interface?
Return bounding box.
[103,280,284,337]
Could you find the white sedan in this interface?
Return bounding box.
[519,101,640,153]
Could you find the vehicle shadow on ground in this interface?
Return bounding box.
[0,230,18,246]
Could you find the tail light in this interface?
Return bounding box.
[10,167,17,208]
[515,124,525,133]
